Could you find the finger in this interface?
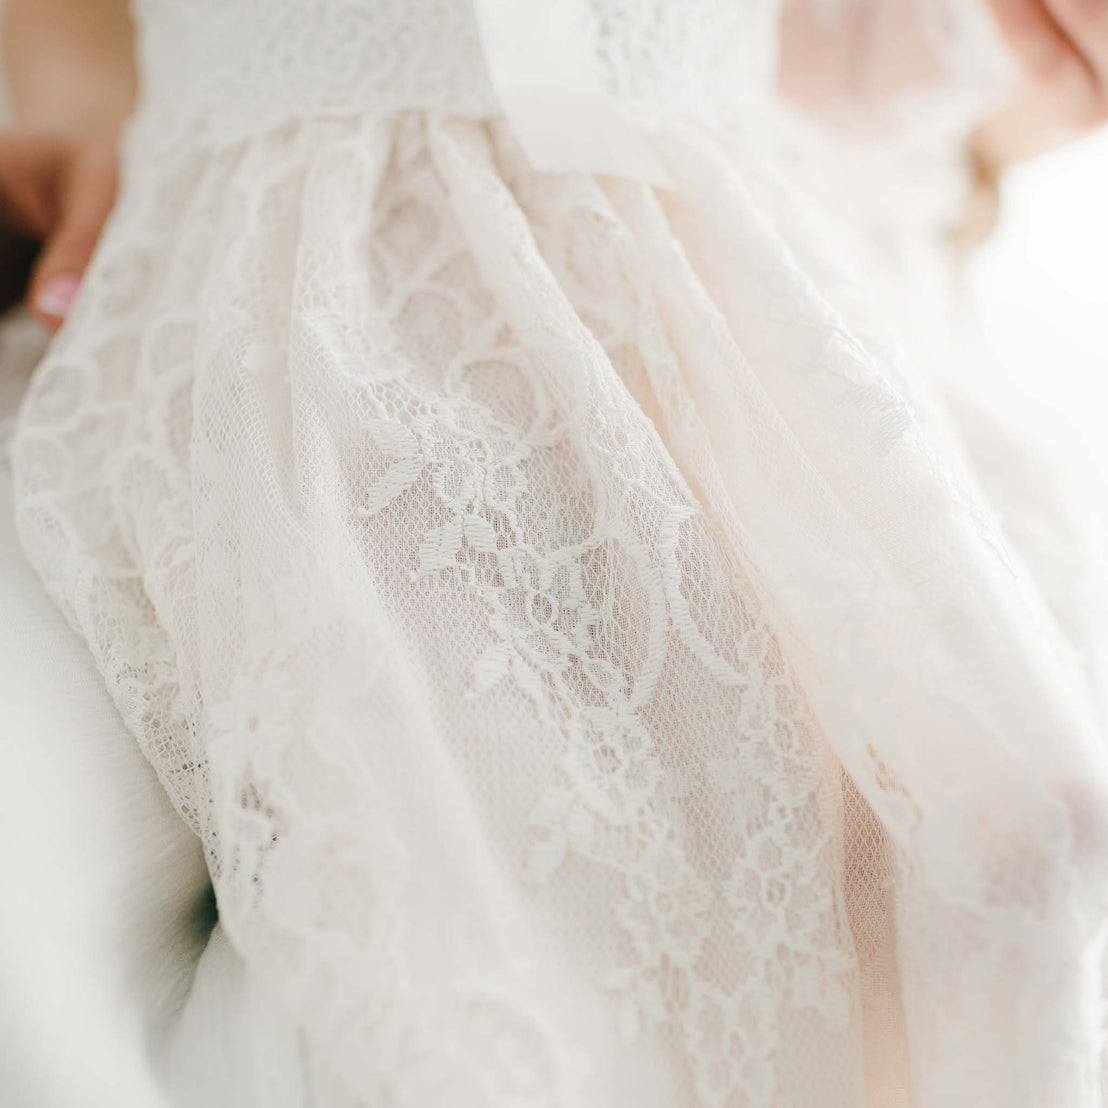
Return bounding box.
[985,0,1103,119]
[29,146,117,329]
[1044,0,1108,116]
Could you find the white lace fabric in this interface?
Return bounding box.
[12,2,1108,1106]
[129,0,781,155]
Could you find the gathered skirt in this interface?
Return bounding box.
[12,108,1108,1107]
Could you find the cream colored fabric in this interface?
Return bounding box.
[9,2,1108,1106]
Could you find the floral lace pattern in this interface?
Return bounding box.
[13,2,1108,1106]
[15,110,864,1106]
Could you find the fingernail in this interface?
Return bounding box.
[35,273,81,319]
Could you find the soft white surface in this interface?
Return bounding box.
[0,477,198,1107]
[968,129,1108,488]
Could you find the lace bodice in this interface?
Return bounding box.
[131,0,781,153]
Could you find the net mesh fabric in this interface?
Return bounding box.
[12,1,1108,1105]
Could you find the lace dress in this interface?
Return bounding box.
[11,2,1108,1106]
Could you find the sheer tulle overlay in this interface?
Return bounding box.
[11,2,1108,1106]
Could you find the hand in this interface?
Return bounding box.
[0,131,118,330]
[985,0,1108,137]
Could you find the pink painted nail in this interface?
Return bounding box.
[35,273,81,319]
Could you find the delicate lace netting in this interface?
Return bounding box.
[12,2,1108,1106]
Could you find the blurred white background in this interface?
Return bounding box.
[968,128,1108,486]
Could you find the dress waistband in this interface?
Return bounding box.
[134,0,500,152]
[132,0,781,174]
